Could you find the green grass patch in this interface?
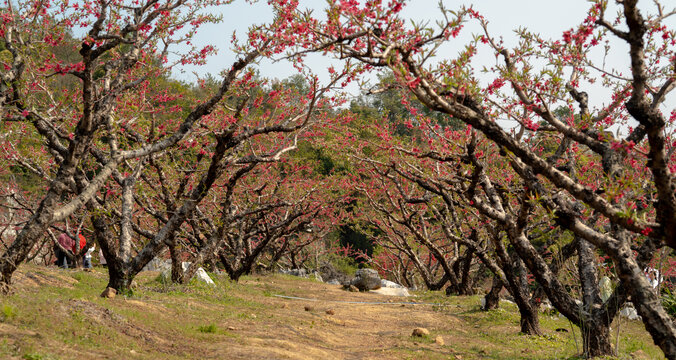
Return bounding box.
[1,304,16,322]
[197,324,218,333]
[22,353,57,360]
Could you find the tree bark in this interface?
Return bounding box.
[577,237,615,357]
[106,261,133,292]
[458,246,475,295]
[518,305,542,335]
[0,186,64,291]
[561,215,676,358]
[483,275,502,310]
[579,319,614,358]
[169,235,184,284]
[615,244,676,358]
[493,237,542,335]
[513,254,542,335]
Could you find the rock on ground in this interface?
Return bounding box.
[280,268,323,282]
[143,258,170,272]
[310,272,323,282]
[350,269,381,291]
[412,327,430,337]
[280,268,307,277]
[599,276,613,302]
[370,287,410,297]
[194,268,215,285]
[100,287,116,298]
[318,262,350,285]
[157,261,215,286]
[620,305,641,320]
[380,279,405,289]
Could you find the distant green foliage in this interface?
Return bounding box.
[294,142,348,176]
[662,288,676,318]
[350,72,463,140]
[338,225,376,264]
[7,164,42,194]
[325,253,359,276]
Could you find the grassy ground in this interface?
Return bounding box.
[0,264,665,359]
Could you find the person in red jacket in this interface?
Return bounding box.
[78,234,86,252]
[54,233,87,268]
[55,233,74,269]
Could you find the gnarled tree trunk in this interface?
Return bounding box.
[483,275,502,310]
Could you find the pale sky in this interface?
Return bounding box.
[177,0,640,80]
[176,0,629,80]
[172,0,675,130]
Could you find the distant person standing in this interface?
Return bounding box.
[77,233,87,252]
[55,233,74,268]
[74,233,87,268]
[99,248,107,267]
[55,232,88,268]
[83,244,95,269]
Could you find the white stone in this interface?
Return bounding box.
[620,306,640,320]
[194,267,215,286]
[143,258,170,272]
[157,261,214,286]
[280,268,307,277]
[310,272,323,282]
[381,279,405,289]
[370,287,410,297]
[599,276,613,302]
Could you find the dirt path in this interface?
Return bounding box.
[212,277,464,360]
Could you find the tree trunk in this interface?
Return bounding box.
[483,275,502,310]
[106,260,133,292]
[169,236,184,283]
[518,304,542,335]
[614,244,676,358]
[181,237,226,284]
[513,256,542,335]
[577,237,615,357]
[502,255,542,335]
[290,252,298,269]
[402,265,414,289]
[426,272,447,291]
[228,255,258,282]
[219,252,240,281]
[491,232,543,335]
[0,200,57,292]
[580,320,614,358]
[206,259,218,273]
[564,216,676,358]
[458,247,475,295]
